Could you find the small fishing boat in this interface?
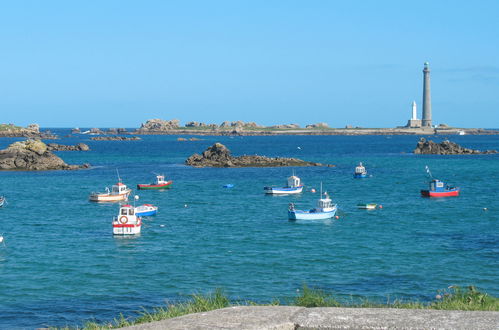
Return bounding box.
[0,196,5,207]
[264,175,303,195]
[288,185,337,220]
[137,175,173,190]
[135,204,158,217]
[112,204,142,235]
[89,182,132,202]
[354,162,368,178]
[421,179,460,197]
[357,203,377,210]
[420,166,460,197]
[223,184,234,188]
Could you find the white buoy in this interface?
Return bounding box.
[297,147,301,150]
[160,224,165,227]
[310,188,316,193]
[134,195,140,200]
[184,204,188,208]
[0,236,4,244]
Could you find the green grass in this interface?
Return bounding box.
[52,286,499,329]
[0,124,22,131]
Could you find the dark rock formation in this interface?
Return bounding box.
[0,140,90,170]
[47,143,90,151]
[90,136,141,141]
[414,138,497,155]
[186,143,323,167]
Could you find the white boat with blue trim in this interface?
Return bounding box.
[264,175,303,195]
[288,185,337,220]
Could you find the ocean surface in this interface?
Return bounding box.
[0,130,498,329]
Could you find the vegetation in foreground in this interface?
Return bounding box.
[55,286,499,329]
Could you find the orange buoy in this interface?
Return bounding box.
[335,216,339,219]
[311,188,316,193]
[379,205,383,209]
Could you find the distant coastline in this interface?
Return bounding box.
[2,120,499,138]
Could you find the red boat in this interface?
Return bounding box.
[421,179,460,197]
[137,175,173,190]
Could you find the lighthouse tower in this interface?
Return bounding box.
[422,62,432,127]
[406,101,422,128]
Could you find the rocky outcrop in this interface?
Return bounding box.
[270,124,301,129]
[186,143,323,167]
[306,123,329,129]
[47,143,90,151]
[414,138,497,155]
[90,136,141,141]
[0,139,90,170]
[0,123,57,138]
[137,119,180,133]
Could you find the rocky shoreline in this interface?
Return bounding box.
[414,138,497,155]
[0,140,90,171]
[186,143,324,167]
[90,136,141,141]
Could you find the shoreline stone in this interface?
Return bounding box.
[46,143,90,151]
[186,143,323,167]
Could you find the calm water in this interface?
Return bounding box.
[0,131,498,328]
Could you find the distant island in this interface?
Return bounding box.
[2,120,498,139]
[128,119,499,136]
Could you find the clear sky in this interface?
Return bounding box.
[1,0,498,128]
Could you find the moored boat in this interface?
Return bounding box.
[265,174,303,195]
[357,203,377,209]
[89,182,132,202]
[112,204,142,235]
[135,204,158,217]
[137,175,173,190]
[0,196,5,207]
[354,162,368,178]
[420,166,460,197]
[288,185,337,220]
[421,179,460,197]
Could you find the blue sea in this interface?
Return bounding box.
[0,130,498,329]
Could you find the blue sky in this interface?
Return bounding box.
[1,1,498,128]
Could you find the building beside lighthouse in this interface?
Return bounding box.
[405,62,433,128]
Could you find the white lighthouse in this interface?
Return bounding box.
[406,101,422,128]
[411,101,417,120]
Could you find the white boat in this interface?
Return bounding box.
[354,162,368,178]
[0,196,5,207]
[112,204,142,235]
[264,175,303,195]
[89,181,132,202]
[288,185,337,220]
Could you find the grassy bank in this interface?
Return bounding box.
[57,286,498,329]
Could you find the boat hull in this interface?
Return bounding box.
[113,223,142,235]
[421,189,460,197]
[288,207,337,220]
[89,190,131,202]
[354,173,367,178]
[137,181,173,190]
[265,186,303,195]
[135,206,158,217]
[357,203,377,209]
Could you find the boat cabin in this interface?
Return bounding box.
[156,175,167,184]
[355,162,367,174]
[317,193,333,210]
[120,204,135,216]
[429,179,451,192]
[112,182,128,194]
[287,175,301,188]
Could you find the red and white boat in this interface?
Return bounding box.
[112,204,142,235]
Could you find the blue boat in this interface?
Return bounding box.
[353,162,368,178]
[134,204,158,217]
[264,174,303,195]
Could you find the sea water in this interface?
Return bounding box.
[0,131,497,328]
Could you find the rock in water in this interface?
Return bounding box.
[414,138,497,155]
[46,143,90,151]
[0,139,89,170]
[186,142,323,167]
